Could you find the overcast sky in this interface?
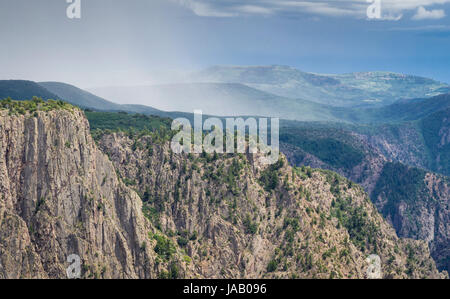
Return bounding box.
[1,0,450,87]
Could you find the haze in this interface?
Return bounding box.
[1,0,450,91]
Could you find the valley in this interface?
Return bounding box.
[2,0,449,283]
[0,68,449,276]
[0,100,446,278]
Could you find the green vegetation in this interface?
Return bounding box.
[372,162,429,217]
[224,158,244,195]
[283,217,300,231]
[142,203,161,229]
[86,111,171,132]
[122,177,136,186]
[177,236,189,247]
[158,262,181,279]
[259,158,284,191]
[280,128,364,170]
[0,97,75,115]
[267,258,279,272]
[152,233,176,261]
[321,169,346,196]
[331,195,379,253]
[420,108,450,176]
[34,197,46,215]
[0,80,59,101]
[86,111,173,142]
[243,214,258,235]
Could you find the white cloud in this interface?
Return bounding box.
[236,5,273,15]
[380,13,404,21]
[174,0,237,17]
[387,24,450,30]
[277,1,364,17]
[172,0,449,21]
[412,6,446,19]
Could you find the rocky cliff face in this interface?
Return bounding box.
[372,165,450,272]
[98,131,445,278]
[0,108,446,278]
[364,109,450,177]
[424,173,450,271]
[281,130,450,273]
[281,138,387,196]
[364,123,430,171]
[0,109,167,278]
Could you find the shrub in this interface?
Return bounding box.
[267,259,279,272]
[243,214,258,234]
[153,234,176,261]
[177,237,189,247]
[259,158,284,191]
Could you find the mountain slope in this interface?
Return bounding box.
[356,107,450,177]
[39,81,125,111]
[372,163,450,272]
[35,81,450,125]
[0,80,173,118]
[89,82,341,121]
[0,80,60,101]
[3,79,448,124]
[0,100,445,278]
[340,93,450,123]
[279,123,450,272]
[4,80,330,122]
[194,65,450,107]
[97,130,444,279]
[39,81,173,117]
[420,108,450,176]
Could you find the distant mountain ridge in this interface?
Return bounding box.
[0,80,170,116]
[0,79,449,125]
[88,81,450,123]
[88,82,340,121]
[39,81,173,117]
[193,65,450,107]
[337,93,450,123]
[39,81,125,111]
[0,80,60,101]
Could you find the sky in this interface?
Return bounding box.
[1,0,450,87]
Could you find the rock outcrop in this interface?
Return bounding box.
[0,109,164,278]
